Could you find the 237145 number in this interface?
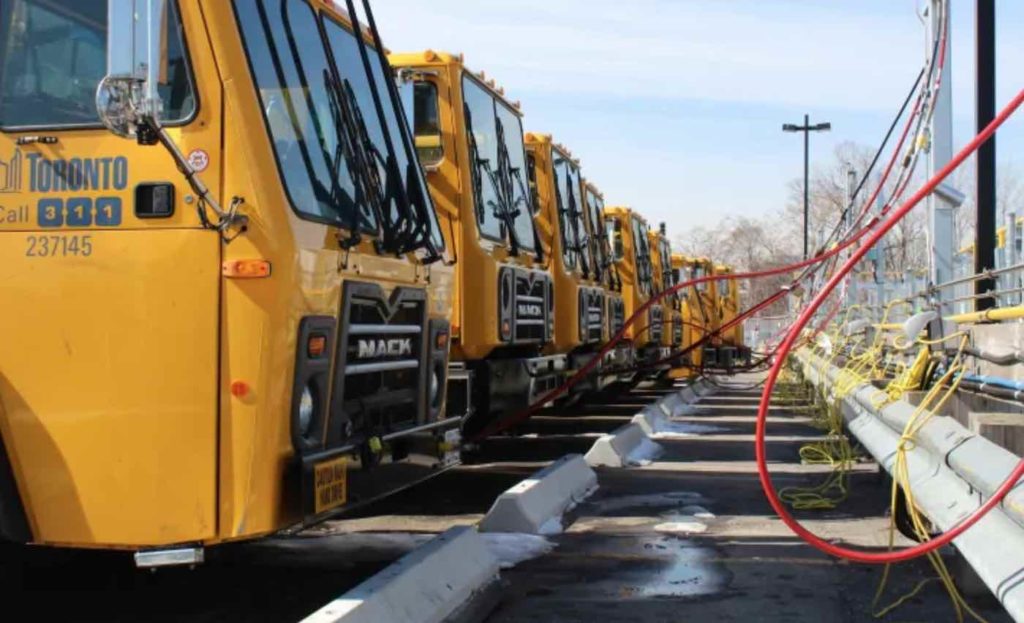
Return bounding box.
[25,235,93,258]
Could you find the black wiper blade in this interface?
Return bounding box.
[344,0,441,262]
[494,120,525,255]
[464,105,518,255]
[484,159,522,255]
[510,165,544,263]
[564,174,590,278]
[326,72,383,250]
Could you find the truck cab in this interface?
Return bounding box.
[605,206,663,376]
[714,264,747,369]
[648,225,680,374]
[390,51,562,438]
[689,257,719,370]
[669,253,696,379]
[584,182,633,383]
[0,0,460,553]
[524,135,610,397]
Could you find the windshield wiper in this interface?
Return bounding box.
[324,72,383,250]
[339,80,403,253]
[508,164,544,263]
[494,117,529,256]
[564,172,590,279]
[268,2,369,251]
[465,107,520,256]
[344,0,442,263]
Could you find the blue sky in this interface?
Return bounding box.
[372,0,1024,234]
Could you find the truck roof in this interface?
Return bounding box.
[389,50,524,113]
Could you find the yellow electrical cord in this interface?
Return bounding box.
[872,336,989,623]
[792,307,986,621]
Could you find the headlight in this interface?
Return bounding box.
[298,385,315,437]
[430,369,440,406]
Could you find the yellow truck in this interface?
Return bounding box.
[669,253,695,379]
[649,225,682,367]
[525,135,611,398]
[605,206,665,377]
[669,254,717,376]
[390,51,563,438]
[0,0,462,558]
[714,264,747,369]
[689,257,720,370]
[584,181,633,384]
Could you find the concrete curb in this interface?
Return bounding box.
[642,381,709,425]
[632,407,670,436]
[479,454,598,534]
[301,526,499,623]
[585,423,659,467]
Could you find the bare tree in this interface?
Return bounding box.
[673,140,1023,316]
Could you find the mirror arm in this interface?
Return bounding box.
[152,121,247,233]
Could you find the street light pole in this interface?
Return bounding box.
[783,115,832,259]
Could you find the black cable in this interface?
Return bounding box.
[819,67,926,253]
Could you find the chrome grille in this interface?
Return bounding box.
[649,305,664,343]
[608,296,626,336]
[579,287,605,343]
[512,269,551,343]
[672,312,684,346]
[330,283,427,443]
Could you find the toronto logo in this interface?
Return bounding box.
[0,148,22,193]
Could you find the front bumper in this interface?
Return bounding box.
[463,354,568,437]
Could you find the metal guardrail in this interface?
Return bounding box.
[797,348,1024,620]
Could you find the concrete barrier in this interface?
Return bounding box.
[632,406,667,436]
[643,381,709,425]
[301,526,499,623]
[585,423,660,467]
[479,455,598,534]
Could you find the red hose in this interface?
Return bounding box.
[473,29,945,441]
[756,87,1024,564]
[473,275,797,441]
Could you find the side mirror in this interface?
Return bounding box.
[607,220,624,260]
[396,69,416,128]
[96,0,167,143]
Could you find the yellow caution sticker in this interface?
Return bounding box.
[313,456,347,514]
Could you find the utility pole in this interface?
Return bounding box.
[975,0,996,311]
[846,169,858,306]
[783,115,831,260]
[927,0,957,305]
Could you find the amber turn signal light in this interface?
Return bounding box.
[222,259,272,278]
[308,335,327,358]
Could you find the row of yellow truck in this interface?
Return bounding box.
[0,0,743,555]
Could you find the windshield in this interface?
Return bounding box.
[585,188,608,282]
[631,217,652,296]
[322,13,444,252]
[692,264,708,293]
[236,0,370,228]
[659,239,673,289]
[0,0,195,128]
[553,154,588,274]
[462,74,535,253]
[235,0,443,253]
